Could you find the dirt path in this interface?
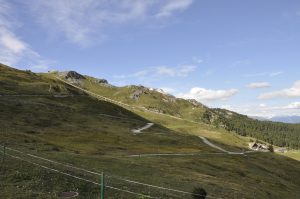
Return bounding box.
[132,123,154,134]
[199,136,245,155]
[99,113,154,133]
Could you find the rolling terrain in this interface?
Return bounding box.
[48,70,300,149]
[1,63,300,198]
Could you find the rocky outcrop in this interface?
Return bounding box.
[94,78,108,84]
[130,87,149,100]
[187,99,205,107]
[65,71,86,80]
[57,71,86,86]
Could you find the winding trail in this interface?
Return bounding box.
[198,136,243,154]
[56,77,258,157]
[132,123,154,134]
[128,137,248,158]
[128,152,225,157]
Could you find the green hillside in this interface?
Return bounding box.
[46,71,208,122]
[1,64,300,199]
[47,70,300,149]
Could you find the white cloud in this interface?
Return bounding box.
[156,0,194,18]
[27,0,194,46]
[192,57,203,64]
[0,0,51,70]
[285,102,300,109]
[0,29,26,53]
[244,71,284,78]
[247,82,271,89]
[258,80,300,99]
[223,102,300,118]
[115,65,197,79]
[149,87,175,95]
[156,66,176,76]
[159,87,175,94]
[270,71,283,77]
[259,103,267,107]
[178,87,238,102]
[230,59,251,68]
[221,105,232,110]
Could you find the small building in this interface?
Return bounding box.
[275,148,287,153]
[249,142,269,151]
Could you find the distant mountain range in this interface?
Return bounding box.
[251,116,300,124]
[270,116,300,124]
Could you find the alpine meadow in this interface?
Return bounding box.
[1,1,300,199]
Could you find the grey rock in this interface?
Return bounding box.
[94,79,108,84]
[65,71,86,80]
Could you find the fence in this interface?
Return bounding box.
[0,145,222,199]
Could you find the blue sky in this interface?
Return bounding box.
[0,0,299,117]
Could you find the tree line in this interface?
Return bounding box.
[202,109,300,149]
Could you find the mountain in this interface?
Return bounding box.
[1,63,300,199]
[45,70,300,149]
[271,116,300,124]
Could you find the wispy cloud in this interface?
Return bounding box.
[286,102,300,109]
[270,71,283,77]
[0,0,51,70]
[224,102,300,118]
[247,82,271,89]
[192,57,203,64]
[26,0,194,46]
[204,70,214,77]
[230,59,251,68]
[178,87,238,102]
[244,71,284,78]
[258,80,300,99]
[155,0,194,18]
[114,65,197,79]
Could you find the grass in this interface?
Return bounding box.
[1,64,300,198]
[281,150,300,161]
[45,72,208,121]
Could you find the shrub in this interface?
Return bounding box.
[268,144,274,152]
[193,187,207,199]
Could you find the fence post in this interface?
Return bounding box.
[101,172,105,199]
[2,145,5,163]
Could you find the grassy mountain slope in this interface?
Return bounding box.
[46,71,208,122]
[47,71,300,149]
[1,64,300,198]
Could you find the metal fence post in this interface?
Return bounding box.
[101,172,105,199]
[2,145,5,163]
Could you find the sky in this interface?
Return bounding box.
[0,0,300,117]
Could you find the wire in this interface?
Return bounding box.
[5,146,103,176]
[98,113,145,123]
[107,175,221,199]
[7,153,101,186]
[0,94,83,97]
[3,145,222,198]
[6,153,157,199]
